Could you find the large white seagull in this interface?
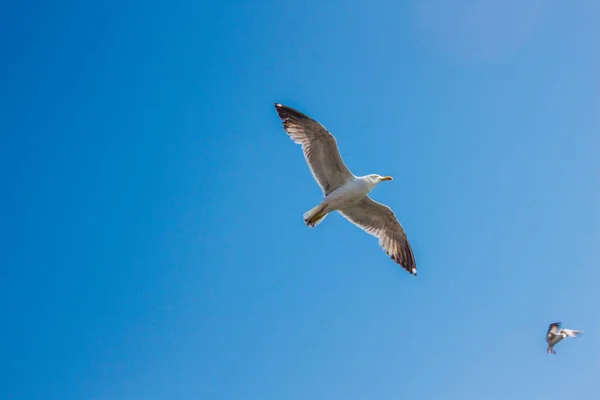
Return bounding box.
[274,103,417,276]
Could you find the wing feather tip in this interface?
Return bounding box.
[389,251,417,277]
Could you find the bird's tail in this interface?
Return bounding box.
[547,346,555,355]
[303,203,328,228]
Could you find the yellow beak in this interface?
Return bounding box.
[380,176,393,181]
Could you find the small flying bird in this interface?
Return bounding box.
[274,103,417,275]
[546,322,582,355]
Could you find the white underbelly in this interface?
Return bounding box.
[324,179,370,210]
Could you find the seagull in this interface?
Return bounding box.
[546,322,582,355]
[274,103,417,275]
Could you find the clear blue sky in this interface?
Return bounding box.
[1,1,599,399]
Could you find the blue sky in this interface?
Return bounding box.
[1,0,599,399]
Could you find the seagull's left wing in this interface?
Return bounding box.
[547,322,561,336]
[339,196,416,276]
[546,322,562,344]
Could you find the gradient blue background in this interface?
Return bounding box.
[1,1,599,399]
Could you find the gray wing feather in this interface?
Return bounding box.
[275,103,354,195]
[547,322,561,343]
[339,196,417,276]
[547,322,561,336]
[560,328,582,337]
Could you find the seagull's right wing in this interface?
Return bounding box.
[275,103,354,195]
[560,328,582,338]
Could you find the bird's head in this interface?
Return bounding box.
[368,174,393,186]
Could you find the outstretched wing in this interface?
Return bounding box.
[339,196,416,276]
[275,103,354,195]
[560,328,582,338]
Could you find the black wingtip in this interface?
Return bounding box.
[273,103,315,122]
[393,255,417,277]
[274,104,290,123]
[389,248,417,277]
